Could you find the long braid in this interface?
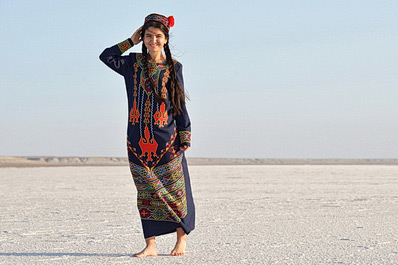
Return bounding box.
[164,42,185,115]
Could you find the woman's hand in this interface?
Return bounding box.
[131,26,143,45]
[180,145,190,152]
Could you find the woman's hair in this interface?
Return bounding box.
[140,21,186,115]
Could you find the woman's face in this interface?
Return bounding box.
[143,26,167,54]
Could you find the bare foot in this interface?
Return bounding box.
[133,237,158,257]
[171,228,187,256]
[133,246,158,257]
[171,239,186,256]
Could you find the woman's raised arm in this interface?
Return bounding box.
[99,38,134,76]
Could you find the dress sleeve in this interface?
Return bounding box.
[99,39,134,76]
[174,63,192,147]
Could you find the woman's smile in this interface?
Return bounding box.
[144,27,167,54]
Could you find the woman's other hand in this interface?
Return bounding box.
[180,145,190,152]
[131,26,143,45]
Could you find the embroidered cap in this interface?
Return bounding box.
[144,13,175,31]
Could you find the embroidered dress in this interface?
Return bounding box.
[100,39,195,238]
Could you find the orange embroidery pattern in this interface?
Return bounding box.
[154,69,170,128]
[139,126,158,162]
[130,63,140,125]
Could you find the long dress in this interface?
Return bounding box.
[99,39,195,238]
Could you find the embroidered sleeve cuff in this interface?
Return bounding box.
[117,39,134,53]
[179,131,191,146]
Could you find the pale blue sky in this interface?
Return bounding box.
[1,0,397,158]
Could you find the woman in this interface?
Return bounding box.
[99,13,195,257]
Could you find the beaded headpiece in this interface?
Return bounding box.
[144,13,175,31]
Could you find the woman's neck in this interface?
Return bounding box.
[148,51,165,63]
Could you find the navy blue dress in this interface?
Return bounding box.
[100,39,195,238]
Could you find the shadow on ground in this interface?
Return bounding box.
[0,252,172,257]
[0,252,128,257]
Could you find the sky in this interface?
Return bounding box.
[1,0,397,159]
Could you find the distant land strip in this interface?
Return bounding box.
[1,156,398,167]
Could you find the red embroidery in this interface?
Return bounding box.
[154,102,168,128]
[141,200,151,206]
[130,100,140,125]
[139,208,151,218]
[139,126,158,162]
[153,68,169,128]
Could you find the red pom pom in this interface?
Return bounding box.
[168,16,175,27]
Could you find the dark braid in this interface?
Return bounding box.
[163,42,185,115]
[140,21,186,115]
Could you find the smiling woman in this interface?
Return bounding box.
[99,13,195,258]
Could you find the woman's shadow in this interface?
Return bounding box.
[0,252,171,257]
[0,252,127,257]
